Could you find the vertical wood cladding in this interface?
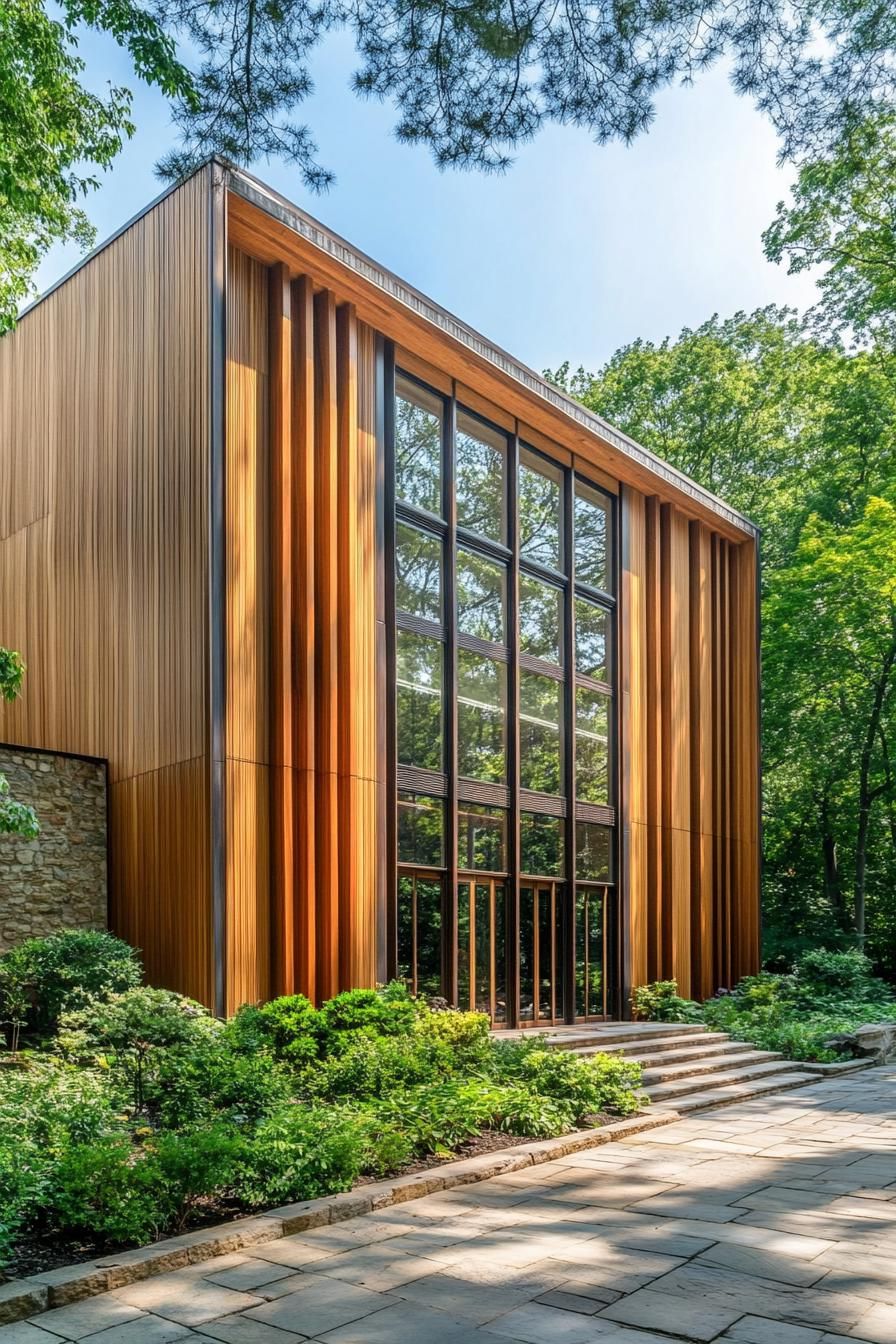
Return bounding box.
[622,488,761,999]
[224,246,379,1010]
[0,170,213,1004]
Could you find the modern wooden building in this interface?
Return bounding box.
[0,161,761,1022]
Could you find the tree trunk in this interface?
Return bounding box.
[820,793,847,931]
[854,639,896,943]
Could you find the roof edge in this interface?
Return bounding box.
[226,162,758,539]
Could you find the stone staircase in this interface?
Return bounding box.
[509,1021,821,1112]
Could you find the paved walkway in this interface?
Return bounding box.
[7,1068,896,1344]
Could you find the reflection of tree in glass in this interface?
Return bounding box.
[520,813,564,876]
[519,573,562,664]
[397,875,443,996]
[575,598,609,682]
[575,488,609,590]
[456,427,504,539]
[396,631,442,770]
[396,523,441,621]
[576,823,612,880]
[520,672,562,794]
[396,394,441,515]
[398,793,444,866]
[519,461,561,569]
[458,805,506,870]
[575,688,609,803]
[457,550,506,643]
[458,650,506,782]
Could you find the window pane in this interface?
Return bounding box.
[575,598,610,683]
[396,630,442,770]
[457,550,506,644]
[397,875,443,998]
[395,377,442,515]
[575,686,610,804]
[576,823,613,881]
[458,804,506,871]
[457,882,471,1009]
[520,814,565,876]
[519,671,562,795]
[519,452,562,569]
[398,793,444,867]
[458,650,506,782]
[456,411,505,541]
[519,573,562,665]
[396,523,441,622]
[575,481,611,590]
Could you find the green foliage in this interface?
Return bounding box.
[0,648,39,839]
[0,0,193,331]
[515,1049,644,1120]
[764,113,896,346]
[553,314,896,972]
[234,1106,362,1207]
[48,1135,165,1244]
[631,981,702,1024]
[230,995,323,1071]
[150,1029,294,1129]
[0,930,142,1042]
[58,987,217,1109]
[701,950,896,1061]
[319,983,418,1042]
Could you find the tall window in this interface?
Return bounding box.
[390,365,617,1024]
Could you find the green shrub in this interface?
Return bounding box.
[235,1105,362,1206]
[0,931,141,1041]
[150,1126,245,1229]
[305,1031,451,1100]
[48,1136,168,1245]
[151,1033,294,1129]
[319,984,417,1043]
[414,1007,491,1064]
[230,996,324,1071]
[353,1113,415,1176]
[631,980,702,1023]
[58,988,219,1109]
[517,1049,644,1119]
[793,948,891,1001]
[485,1086,575,1137]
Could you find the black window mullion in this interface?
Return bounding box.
[445,386,459,1004]
[563,464,577,1024]
[508,428,521,1028]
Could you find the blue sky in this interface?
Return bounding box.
[37,28,819,372]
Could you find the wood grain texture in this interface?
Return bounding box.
[0,169,213,1004]
[621,491,760,1001]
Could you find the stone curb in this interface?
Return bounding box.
[2,1107,678,1324]
[800,1058,875,1076]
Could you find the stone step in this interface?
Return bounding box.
[659,1070,817,1114]
[644,1057,803,1103]
[536,1022,711,1050]
[639,1048,783,1084]
[568,1032,738,1061]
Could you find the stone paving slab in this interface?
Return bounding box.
[5,1066,896,1344]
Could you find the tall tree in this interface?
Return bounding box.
[550,313,896,968]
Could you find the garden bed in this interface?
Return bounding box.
[632,948,896,1061]
[0,931,646,1281]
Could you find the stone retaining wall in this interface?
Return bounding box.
[0,745,107,952]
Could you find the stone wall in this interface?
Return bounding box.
[0,746,107,953]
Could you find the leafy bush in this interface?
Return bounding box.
[319,984,418,1043]
[149,1126,245,1229]
[631,980,702,1023]
[230,995,323,1071]
[58,988,219,1109]
[304,1031,451,1100]
[235,1106,362,1206]
[516,1049,644,1119]
[150,1031,294,1129]
[0,931,141,1042]
[47,1136,167,1245]
[793,948,891,1001]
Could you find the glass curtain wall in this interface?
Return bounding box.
[389,361,618,1024]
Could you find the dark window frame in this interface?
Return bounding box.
[389,358,619,1023]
